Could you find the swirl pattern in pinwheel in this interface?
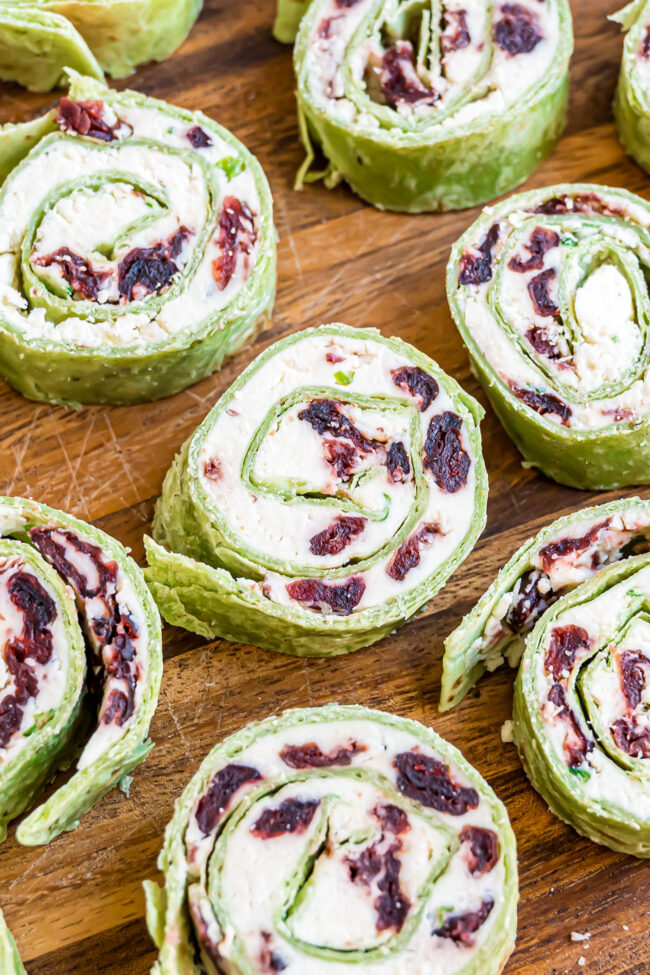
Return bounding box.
[448,183,650,489]
[0,73,276,406]
[0,497,162,846]
[276,0,572,211]
[144,705,518,975]
[144,323,487,657]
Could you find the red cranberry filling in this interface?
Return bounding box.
[459,224,500,286]
[309,516,367,556]
[56,97,122,142]
[547,683,593,767]
[538,519,611,573]
[508,228,559,273]
[434,898,494,945]
[118,227,191,302]
[506,570,553,633]
[460,825,499,875]
[196,764,262,835]
[386,523,441,582]
[493,4,542,55]
[509,382,572,425]
[285,576,365,615]
[545,625,591,680]
[212,196,257,291]
[374,804,410,835]
[347,844,411,932]
[380,41,439,107]
[528,267,559,317]
[32,248,112,302]
[187,125,212,149]
[386,441,411,483]
[391,366,439,412]
[394,751,479,814]
[251,798,320,838]
[423,412,470,493]
[442,9,471,53]
[618,650,649,709]
[279,740,366,768]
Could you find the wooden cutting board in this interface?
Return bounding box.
[0,1,647,972]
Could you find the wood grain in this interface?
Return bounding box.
[0,1,649,972]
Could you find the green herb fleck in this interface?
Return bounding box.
[334,370,354,385]
[166,126,174,134]
[568,767,590,781]
[561,235,578,247]
[611,335,618,343]
[216,156,245,180]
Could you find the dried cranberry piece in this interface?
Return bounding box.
[0,696,22,749]
[309,516,367,556]
[251,798,320,838]
[459,224,499,285]
[386,442,411,483]
[380,41,438,107]
[347,844,410,932]
[374,804,410,835]
[8,572,55,665]
[31,528,118,600]
[525,325,562,360]
[434,898,494,945]
[285,577,365,615]
[326,351,344,364]
[394,751,479,814]
[260,934,288,973]
[573,193,624,218]
[545,625,590,680]
[336,0,361,6]
[102,688,133,726]
[299,399,380,453]
[506,570,553,633]
[118,227,191,302]
[460,826,499,875]
[508,228,560,273]
[376,848,410,932]
[528,267,559,317]
[391,366,439,412]
[323,439,359,479]
[212,196,257,291]
[280,741,366,768]
[387,523,441,582]
[196,764,262,835]
[618,651,649,709]
[187,125,212,149]
[423,412,470,493]
[538,519,610,573]
[442,9,471,53]
[509,382,572,425]
[57,97,119,141]
[547,683,593,767]
[611,717,650,758]
[534,195,570,215]
[5,646,39,704]
[203,459,222,481]
[32,248,112,301]
[493,4,541,55]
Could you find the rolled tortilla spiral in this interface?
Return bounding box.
[144,704,518,975]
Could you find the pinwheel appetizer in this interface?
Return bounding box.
[145,704,518,974]
[145,323,487,657]
[0,497,162,846]
[448,183,650,489]
[0,72,276,406]
[0,0,202,92]
[275,0,572,212]
[513,551,650,856]
[441,496,650,706]
[613,0,650,174]
[0,910,24,975]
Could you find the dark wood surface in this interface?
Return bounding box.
[0,1,648,972]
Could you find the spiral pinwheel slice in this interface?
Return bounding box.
[0,496,162,846]
[0,72,276,406]
[280,0,572,212]
[0,910,24,975]
[447,182,650,489]
[514,554,650,856]
[440,497,650,710]
[144,323,487,657]
[144,704,518,975]
[0,0,202,92]
[612,0,650,175]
